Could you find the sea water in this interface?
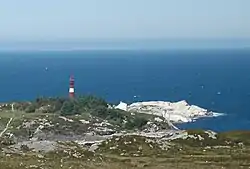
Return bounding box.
[0,49,250,132]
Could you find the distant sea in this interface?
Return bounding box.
[0,49,250,132]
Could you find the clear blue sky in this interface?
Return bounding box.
[0,0,249,49]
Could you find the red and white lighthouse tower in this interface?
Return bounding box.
[69,75,75,98]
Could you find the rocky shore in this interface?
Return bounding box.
[115,100,223,123]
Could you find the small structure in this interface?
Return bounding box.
[115,102,128,111]
[69,75,75,98]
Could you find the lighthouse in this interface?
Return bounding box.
[69,75,75,98]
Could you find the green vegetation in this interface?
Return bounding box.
[1,133,250,169]
[97,135,163,156]
[60,100,80,116]
[171,129,250,148]
[0,95,151,131]
[2,96,250,168]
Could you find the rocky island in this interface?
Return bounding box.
[0,95,249,169]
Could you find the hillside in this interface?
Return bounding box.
[0,95,168,144]
[0,96,250,169]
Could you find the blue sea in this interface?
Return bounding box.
[0,49,250,132]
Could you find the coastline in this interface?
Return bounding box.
[115,100,225,124]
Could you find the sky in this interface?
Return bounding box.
[0,0,250,49]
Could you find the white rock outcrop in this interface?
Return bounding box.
[115,102,128,111]
[115,100,221,123]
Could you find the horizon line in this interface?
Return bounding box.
[0,46,249,52]
[1,38,250,43]
[0,38,249,51]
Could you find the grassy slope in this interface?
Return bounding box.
[1,110,250,168]
[1,129,250,168]
[0,139,250,169]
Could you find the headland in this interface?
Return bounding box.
[0,95,249,169]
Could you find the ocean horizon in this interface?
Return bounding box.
[1,49,250,132]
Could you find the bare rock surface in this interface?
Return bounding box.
[115,100,224,123]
